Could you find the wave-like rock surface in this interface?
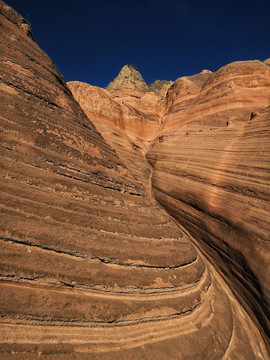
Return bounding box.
[149,61,270,309]
[0,1,269,358]
[70,63,270,358]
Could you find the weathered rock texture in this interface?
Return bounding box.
[106,64,172,101]
[70,60,270,357]
[106,64,148,92]
[69,61,270,357]
[0,1,269,359]
[147,63,270,343]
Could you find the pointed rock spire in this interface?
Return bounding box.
[106,64,148,92]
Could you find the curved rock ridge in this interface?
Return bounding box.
[146,62,270,347]
[147,105,270,343]
[0,1,204,358]
[161,60,270,131]
[0,1,269,359]
[69,60,270,358]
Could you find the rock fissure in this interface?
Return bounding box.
[0,237,197,270]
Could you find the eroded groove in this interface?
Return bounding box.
[0,271,209,298]
[0,237,198,269]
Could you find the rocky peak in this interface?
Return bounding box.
[106,64,173,101]
[106,64,148,92]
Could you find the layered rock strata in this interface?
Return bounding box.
[0,1,269,359]
[148,60,270,321]
[69,63,270,357]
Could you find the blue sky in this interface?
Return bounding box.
[4,0,270,87]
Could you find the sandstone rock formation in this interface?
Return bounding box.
[148,62,270,341]
[106,64,172,101]
[0,1,270,359]
[70,60,270,358]
[106,64,148,92]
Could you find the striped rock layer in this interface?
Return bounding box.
[0,1,269,359]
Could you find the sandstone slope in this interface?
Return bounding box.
[69,63,270,358]
[0,1,202,358]
[0,1,269,359]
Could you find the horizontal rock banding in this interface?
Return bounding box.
[147,65,270,349]
[0,0,269,358]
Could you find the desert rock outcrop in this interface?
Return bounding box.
[0,1,269,359]
[69,61,270,357]
[106,64,148,92]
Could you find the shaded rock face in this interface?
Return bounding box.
[0,2,270,360]
[148,79,173,100]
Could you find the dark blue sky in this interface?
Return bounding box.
[4,0,270,88]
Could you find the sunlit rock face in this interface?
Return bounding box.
[148,60,270,311]
[148,104,270,347]
[0,1,270,359]
[106,64,172,101]
[70,60,270,355]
